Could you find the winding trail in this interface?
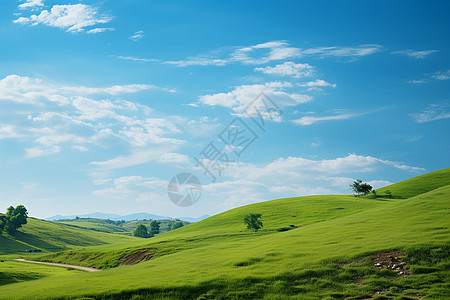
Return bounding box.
[14,259,100,272]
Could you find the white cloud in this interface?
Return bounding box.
[297,79,336,90]
[112,55,160,63]
[254,62,315,78]
[293,112,361,126]
[185,116,221,137]
[407,79,426,84]
[226,154,424,182]
[197,82,311,119]
[0,75,166,106]
[411,103,450,123]
[158,153,190,164]
[93,176,167,200]
[118,118,183,146]
[407,69,450,84]
[86,27,115,34]
[302,44,383,59]
[14,4,112,33]
[392,50,439,59]
[230,41,301,64]
[0,75,184,159]
[129,30,144,41]
[89,146,185,170]
[293,107,384,126]
[431,69,450,80]
[124,41,382,67]
[72,145,88,152]
[0,125,24,139]
[0,74,69,105]
[18,0,44,9]
[25,146,61,158]
[61,83,159,95]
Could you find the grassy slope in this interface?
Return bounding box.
[376,168,450,198]
[34,195,386,269]
[57,219,189,235]
[57,219,130,234]
[0,218,138,255]
[0,168,448,299]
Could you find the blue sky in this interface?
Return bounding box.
[0,0,449,219]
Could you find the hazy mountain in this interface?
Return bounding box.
[45,212,210,222]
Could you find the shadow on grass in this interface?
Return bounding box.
[0,232,64,253]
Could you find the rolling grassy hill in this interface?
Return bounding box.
[0,168,448,299]
[56,218,190,235]
[0,218,138,255]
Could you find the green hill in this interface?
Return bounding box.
[0,218,137,255]
[0,168,448,299]
[56,218,189,235]
[57,218,130,234]
[376,168,450,199]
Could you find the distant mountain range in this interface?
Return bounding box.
[45,212,210,223]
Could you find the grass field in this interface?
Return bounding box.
[0,168,448,299]
[0,218,138,255]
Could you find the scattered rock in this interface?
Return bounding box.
[371,251,410,276]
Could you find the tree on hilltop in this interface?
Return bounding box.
[350,180,373,197]
[150,220,160,235]
[171,221,184,230]
[2,205,28,234]
[133,224,152,238]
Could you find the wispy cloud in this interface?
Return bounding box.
[411,103,450,123]
[431,69,450,80]
[301,44,383,59]
[61,83,160,95]
[293,108,384,126]
[112,55,159,63]
[14,4,112,33]
[89,148,187,170]
[407,79,427,84]
[25,146,61,158]
[163,41,383,67]
[254,62,315,78]
[87,27,115,34]
[0,75,168,105]
[392,49,439,59]
[408,69,450,84]
[129,30,144,41]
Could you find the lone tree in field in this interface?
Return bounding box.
[150,220,160,235]
[2,205,28,234]
[244,213,263,232]
[350,180,373,197]
[133,224,152,238]
[171,221,184,230]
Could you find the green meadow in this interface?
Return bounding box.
[0,169,449,299]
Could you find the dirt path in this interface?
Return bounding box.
[14,258,100,272]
